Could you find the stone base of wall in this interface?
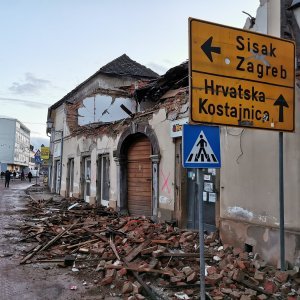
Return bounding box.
[220,218,300,267]
[89,196,96,205]
[157,208,173,223]
[72,192,80,198]
[109,200,117,210]
[60,189,66,197]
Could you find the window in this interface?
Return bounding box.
[98,154,110,205]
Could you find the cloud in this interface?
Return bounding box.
[0,97,50,108]
[9,73,51,94]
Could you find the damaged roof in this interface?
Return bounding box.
[48,54,159,114]
[100,54,159,78]
[134,60,188,103]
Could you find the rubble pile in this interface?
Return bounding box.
[18,196,300,299]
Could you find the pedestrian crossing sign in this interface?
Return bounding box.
[182,124,221,168]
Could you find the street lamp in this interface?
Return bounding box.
[46,119,54,131]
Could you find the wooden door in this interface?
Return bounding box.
[127,136,152,217]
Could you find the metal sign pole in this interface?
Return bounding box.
[279,132,285,270]
[197,169,206,300]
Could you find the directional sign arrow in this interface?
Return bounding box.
[274,94,289,122]
[201,36,221,62]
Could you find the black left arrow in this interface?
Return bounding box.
[201,36,221,62]
[274,94,289,122]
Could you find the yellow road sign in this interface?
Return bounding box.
[41,146,50,160]
[189,18,295,131]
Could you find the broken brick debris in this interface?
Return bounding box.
[18,196,300,299]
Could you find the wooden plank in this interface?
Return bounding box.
[125,239,152,262]
[39,222,78,253]
[20,244,43,264]
[127,136,152,217]
[128,195,152,201]
[128,186,152,192]
[128,190,152,196]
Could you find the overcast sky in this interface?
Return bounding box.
[0,0,259,149]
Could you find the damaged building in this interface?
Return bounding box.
[47,0,300,268]
[47,54,217,230]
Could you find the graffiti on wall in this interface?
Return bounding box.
[161,170,171,194]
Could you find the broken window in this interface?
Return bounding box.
[78,95,136,125]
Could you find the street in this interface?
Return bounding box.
[0,179,103,300]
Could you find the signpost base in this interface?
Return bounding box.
[197,169,206,300]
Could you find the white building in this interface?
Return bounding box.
[0,117,30,172]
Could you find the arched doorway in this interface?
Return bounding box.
[127,135,152,216]
[115,123,160,218]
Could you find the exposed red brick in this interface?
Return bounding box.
[233,269,245,282]
[254,270,265,281]
[117,268,127,277]
[182,266,193,276]
[207,266,218,275]
[236,260,246,270]
[264,280,278,294]
[275,271,289,283]
[122,281,133,294]
[233,247,243,256]
[186,272,197,283]
[206,273,223,286]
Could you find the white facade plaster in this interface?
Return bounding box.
[58,106,176,214]
[149,108,175,210]
[220,0,300,230]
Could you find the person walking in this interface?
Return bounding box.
[28,171,33,183]
[4,170,11,188]
[21,170,25,181]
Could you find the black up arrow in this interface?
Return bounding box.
[201,36,221,62]
[274,94,289,122]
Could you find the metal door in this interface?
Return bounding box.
[127,136,152,217]
[187,168,217,231]
[174,139,187,228]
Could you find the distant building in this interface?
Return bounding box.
[28,145,36,171]
[0,117,30,172]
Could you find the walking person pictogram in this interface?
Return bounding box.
[186,129,219,164]
[196,134,207,161]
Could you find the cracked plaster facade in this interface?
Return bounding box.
[48,64,188,223]
[219,0,300,266]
